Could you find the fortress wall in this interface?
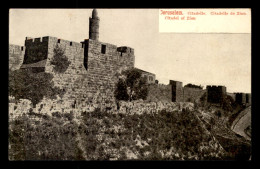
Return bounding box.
[13,36,243,107]
[43,36,86,106]
[117,101,193,115]
[73,40,135,105]
[9,44,25,70]
[38,37,135,107]
[227,92,236,101]
[183,87,206,102]
[9,98,195,122]
[45,36,85,74]
[146,84,172,102]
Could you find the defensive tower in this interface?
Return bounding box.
[89,8,100,41]
[206,85,226,104]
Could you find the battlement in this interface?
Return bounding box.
[117,46,134,55]
[207,85,226,93]
[56,38,82,48]
[25,36,83,48]
[87,39,118,52]
[234,92,246,95]
[206,85,226,89]
[83,39,135,66]
[25,36,49,43]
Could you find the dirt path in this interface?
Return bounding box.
[231,106,251,141]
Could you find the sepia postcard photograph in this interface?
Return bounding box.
[8,8,251,161]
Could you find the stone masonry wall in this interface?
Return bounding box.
[146,84,172,102]
[23,37,49,64]
[170,80,183,102]
[227,92,236,101]
[13,36,238,108]
[147,84,206,103]
[8,98,194,122]
[183,87,206,102]
[9,44,25,71]
[34,36,136,107]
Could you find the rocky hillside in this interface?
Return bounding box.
[9,100,231,160]
[195,104,251,160]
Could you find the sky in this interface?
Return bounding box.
[9,9,251,93]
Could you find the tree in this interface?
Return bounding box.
[9,69,65,106]
[50,45,71,73]
[114,68,148,101]
[114,78,129,101]
[184,83,203,89]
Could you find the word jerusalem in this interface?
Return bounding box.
[160,10,183,15]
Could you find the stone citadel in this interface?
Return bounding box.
[9,9,251,107]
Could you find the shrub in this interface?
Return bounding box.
[9,69,65,106]
[221,95,235,112]
[199,93,207,105]
[114,78,129,101]
[114,68,148,101]
[9,114,79,160]
[215,110,222,118]
[63,112,74,121]
[184,83,203,89]
[50,45,71,73]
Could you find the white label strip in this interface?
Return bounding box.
[159,8,251,33]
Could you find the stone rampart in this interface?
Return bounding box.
[9,44,25,70]
[183,87,206,102]
[146,84,172,102]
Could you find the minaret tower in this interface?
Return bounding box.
[89,8,100,41]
